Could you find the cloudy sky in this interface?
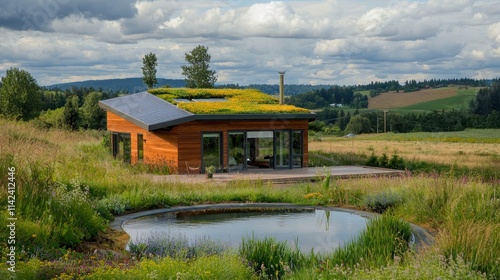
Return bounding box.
[1,0,499,86]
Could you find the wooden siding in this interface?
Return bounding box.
[106,112,179,169]
[107,111,309,173]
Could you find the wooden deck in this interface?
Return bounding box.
[151,165,406,184]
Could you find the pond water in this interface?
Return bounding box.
[122,208,369,254]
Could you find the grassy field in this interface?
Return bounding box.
[368,87,479,111]
[1,119,499,279]
[399,88,478,112]
[311,130,500,169]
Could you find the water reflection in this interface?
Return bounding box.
[123,209,368,254]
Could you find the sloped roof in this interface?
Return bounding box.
[99,91,316,131]
[98,91,195,131]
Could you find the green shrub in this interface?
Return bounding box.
[365,153,378,167]
[388,154,405,169]
[378,153,389,167]
[364,191,403,213]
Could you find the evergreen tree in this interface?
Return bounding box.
[63,95,80,130]
[142,52,158,89]
[181,45,217,88]
[470,80,500,116]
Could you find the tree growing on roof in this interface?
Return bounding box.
[142,52,158,89]
[181,45,217,88]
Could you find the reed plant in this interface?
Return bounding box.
[239,236,306,279]
[326,215,412,269]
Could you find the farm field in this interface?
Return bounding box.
[310,130,500,168]
[368,86,480,111]
[1,119,499,279]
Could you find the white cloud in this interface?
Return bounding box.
[489,22,500,43]
[1,0,499,86]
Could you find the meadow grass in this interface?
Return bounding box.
[128,233,230,260]
[1,118,500,279]
[311,130,500,169]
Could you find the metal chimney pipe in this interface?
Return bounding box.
[278,71,286,104]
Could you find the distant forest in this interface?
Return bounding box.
[48,78,187,93]
[47,77,493,97]
[48,78,334,95]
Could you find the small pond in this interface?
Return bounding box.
[122,208,369,254]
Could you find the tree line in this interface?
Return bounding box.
[0,68,119,130]
[287,86,368,109]
[311,80,500,135]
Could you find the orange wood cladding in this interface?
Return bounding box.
[106,112,309,173]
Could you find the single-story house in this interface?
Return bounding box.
[98,88,316,174]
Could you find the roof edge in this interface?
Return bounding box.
[99,100,151,130]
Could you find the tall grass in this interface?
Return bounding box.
[86,252,257,280]
[0,157,107,260]
[326,215,412,269]
[2,119,500,278]
[239,236,306,279]
[128,233,230,260]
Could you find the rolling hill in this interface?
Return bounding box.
[47,78,186,92]
[368,86,480,112]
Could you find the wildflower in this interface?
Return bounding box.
[31,234,37,238]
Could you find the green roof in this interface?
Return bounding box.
[148,88,311,114]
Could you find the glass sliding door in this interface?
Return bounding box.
[228,132,246,172]
[274,130,291,169]
[246,131,274,168]
[292,130,303,168]
[202,132,222,171]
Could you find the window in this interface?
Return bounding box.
[292,130,303,168]
[275,131,291,168]
[228,132,245,172]
[112,132,131,163]
[202,132,222,171]
[137,134,144,161]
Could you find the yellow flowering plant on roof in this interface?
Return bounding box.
[148,88,310,114]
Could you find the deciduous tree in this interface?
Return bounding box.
[81,92,105,130]
[0,68,42,120]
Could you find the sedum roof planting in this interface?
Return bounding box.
[148,88,311,114]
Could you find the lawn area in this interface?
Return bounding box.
[1,119,499,279]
